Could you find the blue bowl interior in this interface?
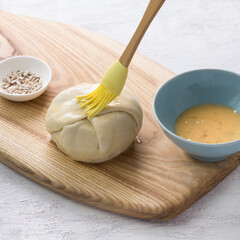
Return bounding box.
[154,69,240,133]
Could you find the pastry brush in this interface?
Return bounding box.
[77,0,166,119]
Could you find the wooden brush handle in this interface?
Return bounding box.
[119,0,166,67]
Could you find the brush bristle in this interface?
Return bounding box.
[76,84,116,119]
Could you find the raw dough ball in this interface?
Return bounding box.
[46,83,143,163]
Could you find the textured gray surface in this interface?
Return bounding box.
[0,0,240,239]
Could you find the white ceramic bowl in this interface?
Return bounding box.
[0,56,52,101]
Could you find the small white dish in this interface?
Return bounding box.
[0,55,52,102]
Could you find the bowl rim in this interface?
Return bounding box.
[0,55,52,97]
[153,68,240,147]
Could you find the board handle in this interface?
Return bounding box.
[119,0,166,67]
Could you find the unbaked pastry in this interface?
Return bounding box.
[46,83,143,163]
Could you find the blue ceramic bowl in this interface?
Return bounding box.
[153,69,240,162]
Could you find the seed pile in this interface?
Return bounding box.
[1,70,43,94]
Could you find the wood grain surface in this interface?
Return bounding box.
[0,10,239,220]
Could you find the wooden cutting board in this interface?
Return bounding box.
[0,10,239,220]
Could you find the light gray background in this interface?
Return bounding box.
[0,0,240,239]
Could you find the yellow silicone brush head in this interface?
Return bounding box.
[76,60,128,119]
[76,83,116,119]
